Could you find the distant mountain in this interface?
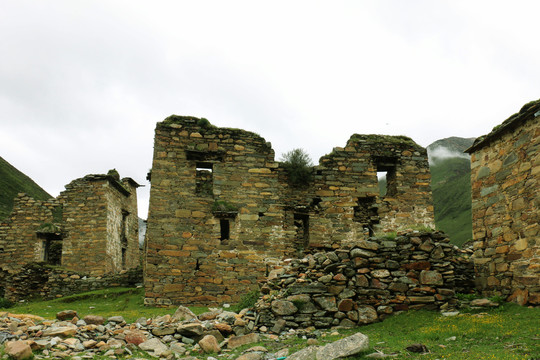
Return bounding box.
[0,156,52,220]
[427,136,475,157]
[427,137,475,246]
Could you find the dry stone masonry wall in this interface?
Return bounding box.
[144,116,436,306]
[0,171,141,297]
[1,263,142,302]
[255,231,473,331]
[466,99,540,305]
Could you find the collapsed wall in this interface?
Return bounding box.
[0,171,140,278]
[144,116,436,306]
[255,231,473,331]
[1,263,142,302]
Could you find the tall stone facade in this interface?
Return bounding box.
[0,171,140,277]
[466,99,540,305]
[144,116,435,306]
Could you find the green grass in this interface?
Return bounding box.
[430,157,472,246]
[1,288,539,359]
[342,303,540,359]
[0,155,51,220]
[1,287,207,322]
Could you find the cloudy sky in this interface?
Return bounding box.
[1,1,539,218]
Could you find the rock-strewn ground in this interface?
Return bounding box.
[0,306,370,360]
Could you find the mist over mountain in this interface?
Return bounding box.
[427,137,474,246]
[427,137,475,165]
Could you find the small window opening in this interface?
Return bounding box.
[195,259,200,271]
[196,162,213,196]
[42,235,63,265]
[294,213,309,249]
[120,210,129,269]
[258,212,265,217]
[377,171,388,197]
[374,157,398,197]
[220,219,230,241]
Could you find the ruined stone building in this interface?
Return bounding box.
[0,170,140,277]
[466,99,539,306]
[144,116,435,306]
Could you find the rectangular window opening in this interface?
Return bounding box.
[294,213,309,249]
[196,162,214,196]
[42,236,63,265]
[220,219,230,241]
[374,156,398,197]
[377,171,388,197]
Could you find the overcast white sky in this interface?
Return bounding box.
[1,1,539,218]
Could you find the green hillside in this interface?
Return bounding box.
[0,156,52,220]
[430,157,472,246]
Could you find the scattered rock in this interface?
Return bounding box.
[470,298,499,307]
[124,330,147,345]
[56,310,78,321]
[406,343,429,353]
[139,338,168,356]
[171,305,198,322]
[82,315,105,325]
[288,345,320,360]
[42,325,77,337]
[5,340,33,360]
[236,353,264,360]
[227,333,260,349]
[315,332,369,360]
[198,335,220,353]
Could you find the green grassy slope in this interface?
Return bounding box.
[430,157,472,246]
[0,156,51,220]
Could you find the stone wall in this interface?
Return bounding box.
[0,195,57,268]
[255,231,473,331]
[59,174,140,275]
[0,171,140,277]
[466,99,540,305]
[145,116,435,306]
[1,262,143,302]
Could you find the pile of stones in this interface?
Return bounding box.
[0,306,268,359]
[0,307,374,360]
[255,231,473,332]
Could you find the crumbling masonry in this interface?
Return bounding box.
[0,171,140,278]
[144,116,435,306]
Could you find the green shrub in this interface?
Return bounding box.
[0,297,14,309]
[197,118,212,128]
[212,200,238,213]
[281,148,313,187]
[232,290,260,313]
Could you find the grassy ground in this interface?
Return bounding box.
[1,288,539,359]
[1,287,207,322]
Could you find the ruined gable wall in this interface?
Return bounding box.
[305,135,434,249]
[0,194,55,270]
[470,115,539,305]
[59,178,111,274]
[59,175,140,275]
[145,117,291,306]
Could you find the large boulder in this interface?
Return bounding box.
[316,332,369,360]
